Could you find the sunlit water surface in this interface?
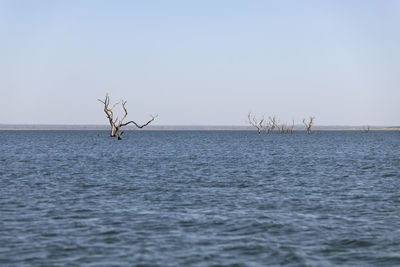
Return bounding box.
[1,130,399,266]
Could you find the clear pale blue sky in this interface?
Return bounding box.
[1,0,399,126]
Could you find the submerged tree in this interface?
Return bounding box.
[362,125,370,133]
[303,116,315,134]
[98,94,157,140]
[265,116,278,133]
[288,120,295,133]
[248,112,264,134]
[264,116,294,134]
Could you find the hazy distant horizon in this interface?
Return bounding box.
[1,123,399,131]
[1,1,399,126]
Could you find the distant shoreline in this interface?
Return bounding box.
[0,124,399,131]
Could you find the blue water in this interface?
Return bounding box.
[0,130,399,266]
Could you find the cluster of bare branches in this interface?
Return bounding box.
[248,113,314,134]
[248,113,295,134]
[277,120,295,134]
[98,94,157,140]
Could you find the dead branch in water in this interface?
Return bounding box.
[362,125,370,133]
[289,120,294,133]
[115,101,158,140]
[248,112,264,134]
[303,116,315,134]
[266,116,278,133]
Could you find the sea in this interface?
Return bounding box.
[0,130,399,266]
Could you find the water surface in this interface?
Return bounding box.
[0,130,399,266]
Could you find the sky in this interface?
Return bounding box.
[0,0,399,126]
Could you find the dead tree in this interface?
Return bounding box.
[303,116,315,134]
[98,94,121,137]
[276,119,294,134]
[279,123,286,133]
[288,120,294,133]
[248,112,264,134]
[114,101,157,140]
[98,94,157,140]
[264,120,273,133]
[281,120,294,134]
[362,126,370,133]
[266,116,278,133]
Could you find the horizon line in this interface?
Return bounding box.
[1,123,400,127]
[1,124,399,131]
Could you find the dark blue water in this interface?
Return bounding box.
[1,130,399,266]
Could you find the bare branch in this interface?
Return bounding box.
[120,101,129,125]
[248,113,257,127]
[120,114,158,128]
[110,99,122,111]
[98,94,121,137]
